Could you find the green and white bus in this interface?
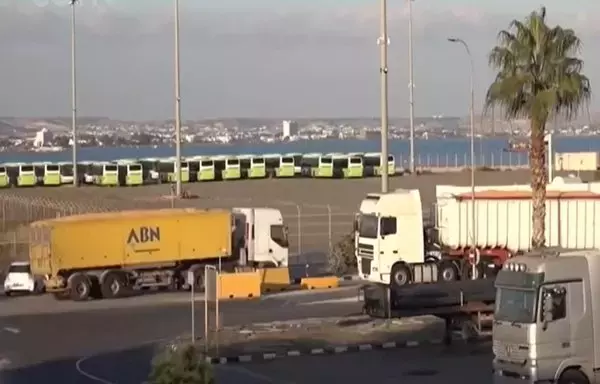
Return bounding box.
[332,154,364,178]
[264,154,295,178]
[6,163,36,187]
[157,157,190,184]
[0,165,9,188]
[115,160,143,186]
[187,156,216,182]
[284,152,303,175]
[238,154,266,179]
[300,153,333,178]
[363,152,395,176]
[33,162,61,186]
[91,162,119,186]
[138,158,160,183]
[213,155,241,180]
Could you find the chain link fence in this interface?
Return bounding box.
[0,191,355,273]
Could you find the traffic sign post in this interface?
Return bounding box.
[204,265,219,355]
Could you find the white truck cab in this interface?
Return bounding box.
[3,261,40,296]
[493,248,600,384]
[355,189,429,285]
[232,208,289,268]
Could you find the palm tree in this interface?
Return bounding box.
[485,7,592,248]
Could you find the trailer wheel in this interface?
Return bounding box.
[391,263,411,289]
[101,272,125,299]
[69,274,91,301]
[438,261,458,282]
[558,369,590,384]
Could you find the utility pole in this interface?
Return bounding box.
[174,0,182,197]
[408,0,416,174]
[379,0,389,193]
[70,0,79,187]
[448,37,477,279]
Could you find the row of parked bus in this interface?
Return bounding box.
[0,152,396,187]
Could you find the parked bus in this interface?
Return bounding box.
[238,155,266,179]
[157,158,189,184]
[90,162,119,186]
[33,162,61,186]
[332,154,364,178]
[116,160,143,186]
[0,165,9,188]
[265,154,295,178]
[300,153,333,178]
[363,152,396,177]
[6,163,36,187]
[138,158,160,183]
[284,152,303,175]
[213,155,241,180]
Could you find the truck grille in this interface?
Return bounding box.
[359,258,372,275]
[492,340,528,363]
[358,243,374,258]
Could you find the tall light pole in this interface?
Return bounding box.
[408,0,416,174]
[174,0,182,197]
[448,37,477,278]
[378,0,389,193]
[70,0,79,187]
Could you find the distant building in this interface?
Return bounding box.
[282,120,299,138]
[33,128,53,148]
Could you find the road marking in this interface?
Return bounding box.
[2,327,20,334]
[299,297,360,306]
[75,337,168,384]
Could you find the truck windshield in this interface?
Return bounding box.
[495,287,537,324]
[358,214,378,239]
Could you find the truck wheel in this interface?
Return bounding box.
[558,369,590,384]
[101,272,125,299]
[69,274,91,301]
[391,263,411,289]
[438,262,458,282]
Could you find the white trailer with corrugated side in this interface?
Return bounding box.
[355,178,600,290]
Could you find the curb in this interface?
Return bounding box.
[204,338,444,365]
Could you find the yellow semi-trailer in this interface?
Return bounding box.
[29,208,289,301]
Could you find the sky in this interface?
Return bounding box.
[0,1,598,120]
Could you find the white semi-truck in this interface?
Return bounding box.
[493,248,600,384]
[355,178,600,290]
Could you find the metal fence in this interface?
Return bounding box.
[0,193,354,268]
[398,150,530,169]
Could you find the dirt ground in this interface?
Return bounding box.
[1,168,585,270]
[170,315,447,358]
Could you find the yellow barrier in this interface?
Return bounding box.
[218,271,261,299]
[259,267,291,293]
[300,276,339,290]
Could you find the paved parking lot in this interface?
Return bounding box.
[215,342,493,384]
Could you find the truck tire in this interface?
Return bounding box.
[101,272,125,299]
[558,369,590,384]
[438,261,458,282]
[391,263,411,289]
[69,274,91,301]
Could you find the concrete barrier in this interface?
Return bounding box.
[218,271,261,299]
[259,267,291,293]
[300,276,339,290]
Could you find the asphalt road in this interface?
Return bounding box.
[0,285,363,383]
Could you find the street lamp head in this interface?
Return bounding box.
[447,38,458,43]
